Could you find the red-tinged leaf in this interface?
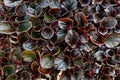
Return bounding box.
[74,12,88,27]
[65,30,79,48]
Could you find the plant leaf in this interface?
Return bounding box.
[105,34,120,48]
[60,0,77,10]
[40,55,54,69]
[3,0,23,7]
[20,71,32,80]
[65,30,79,48]
[41,27,54,39]
[49,0,60,8]
[44,13,55,23]
[74,12,88,27]
[6,74,18,80]
[54,57,68,70]
[57,30,67,42]
[38,0,49,8]
[94,50,106,61]
[18,21,32,33]
[0,22,15,34]
[101,17,117,29]
[22,50,36,62]
[3,65,15,76]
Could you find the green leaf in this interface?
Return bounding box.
[18,21,32,33]
[6,74,18,80]
[3,65,15,76]
[20,71,32,80]
[40,55,54,68]
[10,48,22,61]
[73,58,83,67]
[0,22,15,34]
[22,50,36,62]
[44,13,55,23]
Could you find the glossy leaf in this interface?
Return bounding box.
[6,74,18,80]
[74,12,88,27]
[58,18,73,29]
[105,34,120,48]
[3,0,23,7]
[101,17,117,29]
[40,54,54,69]
[26,4,43,17]
[79,32,89,43]
[57,30,67,42]
[65,30,79,48]
[54,57,69,70]
[44,13,55,23]
[38,0,49,8]
[71,48,81,59]
[0,22,15,34]
[22,50,36,62]
[94,51,106,61]
[18,21,32,33]
[3,65,15,76]
[79,43,93,52]
[9,48,22,62]
[49,0,60,8]
[60,0,77,10]
[15,4,27,16]
[41,27,54,39]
